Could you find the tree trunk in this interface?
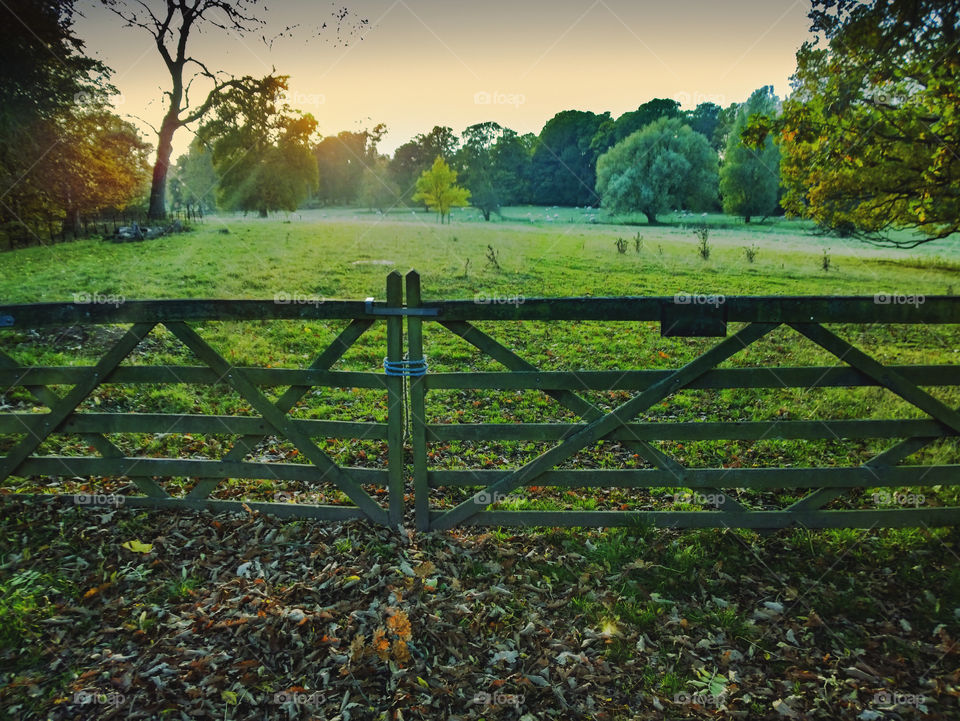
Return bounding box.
[744,215,752,223]
[149,112,180,220]
[644,211,658,225]
[258,207,268,218]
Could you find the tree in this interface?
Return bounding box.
[719,86,781,222]
[389,126,459,205]
[44,109,152,233]
[198,75,318,217]
[313,124,385,205]
[456,122,520,221]
[685,102,722,147]
[169,140,218,213]
[411,157,470,223]
[746,0,960,246]
[0,0,112,236]
[529,110,609,206]
[358,155,401,213]
[595,117,718,223]
[99,0,365,219]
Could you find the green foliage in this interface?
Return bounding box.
[389,126,459,205]
[411,156,470,223]
[595,117,719,223]
[198,75,318,217]
[753,0,960,246]
[358,155,401,213]
[529,110,609,206]
[169,140,218,212]
[313,124,385,205]
[0,0,132,241]
[719,86,781,222]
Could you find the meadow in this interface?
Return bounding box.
[1,208,960,720]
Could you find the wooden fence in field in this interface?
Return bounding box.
[2,270,960,531]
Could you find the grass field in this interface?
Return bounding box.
[2,209,960,719]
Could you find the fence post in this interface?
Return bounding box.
[385,271,405,526]
[405,271,430,531]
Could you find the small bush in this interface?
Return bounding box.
[633,233,644,253]
[615,237,627,254]
[821,248,831,272]
[486,244,501,270]
[744,244,758,263]
[694,224,710,261]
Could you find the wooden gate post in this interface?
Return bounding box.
[385,272,405,526]
[405,271,430,531]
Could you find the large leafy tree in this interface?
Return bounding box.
[748,0,959,246]
[45,109,152,232]
[198,76,318,217]
[313,124,386,205]
[411,157,470,224]
[720,86,781,222]
[596,117,718,223]
[358,155,401,213]
[455,122,525,221]
[529,110,609,206]
[0,0,112,234]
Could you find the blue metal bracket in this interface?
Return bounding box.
[0,315,13,328]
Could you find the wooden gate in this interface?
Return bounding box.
[0,273,408,524]
[402,272,960,531]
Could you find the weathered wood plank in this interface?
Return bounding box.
[433,507,960,528]
[2,493,367,521]
[420,296,960,323]
[424,419,953,442]
[0,413,388,438]
[15,456,387,483]
[421,366,960,391]
[406,271,430,531]
[0,366,388,388]
[385,272,405,526]
[426,465,960,488]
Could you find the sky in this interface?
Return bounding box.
[73,0,813,160]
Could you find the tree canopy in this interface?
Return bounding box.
[746,0,960,246]
[720,86,781,222]
[596,117,718,223]
[198,75,318,217]
[411,157,470,223]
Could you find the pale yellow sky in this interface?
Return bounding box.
[73,0,812,158]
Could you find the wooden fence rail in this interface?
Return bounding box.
[2,270,960,531]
